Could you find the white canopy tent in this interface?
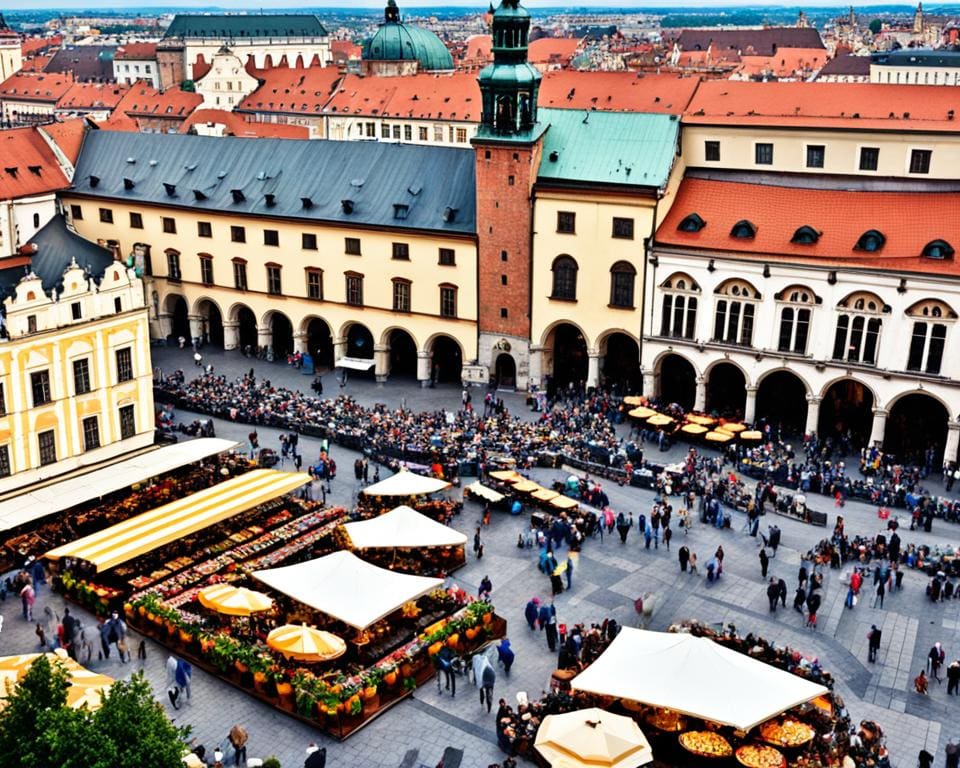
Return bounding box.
[252,550,442,630]
[361,470,451,497]
[336,357,375,371]
[343,505,467,549]
[571,629,828,731]
[465,482,505,503]
[0,438,237,532]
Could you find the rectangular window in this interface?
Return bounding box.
[419,126,428,141]
[806,145,825,169]
[610,270,635,308]
[38,430,57,466]
[907,321,926,371]
[434,126,443,142]
[795,308,811,353]
[27,315,37,334]
[393,281,411,312]
[119,404,136,440]
[345,237,361,255]
[438,248,455,266]
[381,123,390,139]
[129,212,143,229]
[267,265,282,295]
[346,274,363,306]
[755,143,774,165]
[392,125,401,140]
[0,445,9,478]
[99,208,114,224]
[440,285,457,318]
[456,128,468,143]
[264,229,279,247]
[557,211,576,234]
[366,122,375,137]
[116,348,133,383]
[30,370,51,407]
[704,140,720,162]
[306,269,323,300]
[197,221,212,238]
[70,204,83,220]
[166,251,181,281]
[200,257,214,286]
[233,261,247,291]
[73,358,91,395]
[859,147,880,171]
[302,233,317,250]
[162,216,176,234]
[392,242,410,260]
[82,416,100,452]
[404,125,412,141]
[909,149,932,174]
[928,324,947,374]
[612,217,635,240]
[231,225,246,243]
[71,302,82,320]
[0,383,5,416]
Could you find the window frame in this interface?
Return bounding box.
[392,278,412,312]
[858,146,880,172]
[754,142,774,166]
[82,415,101,452]
[98,207,114,224]
[612,217,635,240]
[73,358,92,395]
[805,144,825,169]
[165,249,181,282]
[345,237,362,256]
[232,259,248,291]
[704,140,721,162]
[909,148,932,175]
[129,211,144,229]
[438,248,456,266]
[305,268,323,300]
[345,272,364,306]
[263,229,280,247]
[440,284,458,318]
[30,370,52,407]
[302,232,318,251]
[266,264,283,296]
[115,347,134,383]
[37,430,57,466]
[197,220,213,238]
[392,242,410,261]
[550,255,579,301]
[199,254,214,286]
[556,211,576,234]
[609,261,636,309]
[0,445,10,478]
[161,216,177,234]
[70,204,83,220]
[119,404,136,440]
[230,225,246,243]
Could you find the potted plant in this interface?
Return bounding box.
[402,677,417,694]
[209,635,240,674]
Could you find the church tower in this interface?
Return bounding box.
[472,0,545,389]
[913,2,924,34]
[0,14,22,82]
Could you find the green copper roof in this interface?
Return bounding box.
[363,19,454,71]
[537,108,679,189]
[164,14,328,39]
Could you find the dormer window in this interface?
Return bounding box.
[677,213,705,233]
[855,229,885,252]
[791,226,820,245]
[922,239,954,260]
[730,220,756,239]
[393,203,409,220]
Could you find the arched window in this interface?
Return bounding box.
[713,279,760,346]
[730,220,756,239]
[551,255,578,300]
[922,239,955,260]
[854,229,886,252]
[659,272,699,339]
[677,213,706,232]
[609,261,636,308]
[833,292,885,365]
[905,299,956,374]
[791,225,820,245]
[776,286,815,353]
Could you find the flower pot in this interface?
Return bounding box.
[123,603,134,618]
[253,671,268,693]
[400,662,415,678]
[361,686,377,701]
[199,638,215,655]
[137,605,147,617]
[383,671,398,688]
[362,693,380,716]
[164,621,177,636]
[178,630,192,645]
[235,661,250,675]
[465,627,479,641]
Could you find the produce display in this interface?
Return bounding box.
[645,708,687,732]
[759,719,816,748]
[679,730,734,758]
[736,744,787,768]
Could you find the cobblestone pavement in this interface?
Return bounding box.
[4,345,958,767]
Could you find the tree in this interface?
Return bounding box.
[869,19,883,34]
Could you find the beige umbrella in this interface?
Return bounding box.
[198,584,274,617]
[647,414,675,427]
[686,414,717,426]
[681,423,709,435]
[719,422,746,433]
[628,406,656,419]
[740,430,764,440]
[705,431,735,443]
[623,396,646,406]
[535,707,654,768]
[513,480,542,493]
[532,489,560,502]
[267,624,347,662]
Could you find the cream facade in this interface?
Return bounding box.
[324,115,477,147]
[871,62,960,85]
[113,56,160,88]
[195,49,260,110]
[0,193,58,259]
[0,260,153,494]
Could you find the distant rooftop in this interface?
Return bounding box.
[163,13,328,41]
[872,48,960,68]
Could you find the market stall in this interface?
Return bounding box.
[534,707,654,768]
[357,470,459,523]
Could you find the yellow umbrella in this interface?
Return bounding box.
[647,414,675,427]
[705,431,735,443]
[623,396,646,406]
[198,584,274,617]
[267,624,347,662]
[0,650,113,711]
[535,707,654,768]
[532,489,560,502]
[489,470,522,482]
[628,406,656,419]
[550,496,580,510]
[681,423,709,435]
[686,414,717,426]
[740,430,764,440]
[513,480,542,493]
[719,422,746,433]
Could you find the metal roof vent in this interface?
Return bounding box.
[350,178,364,187]
[393,203,409,220]
[185,163,197,172]
[264,193,276,207]
[407,184,422,196]
[88,175,100,187]
[125,157,136,164]
[217,171,227,179]
[256,171,267,181]
[163,182,176,197]
[442,207,458,223]
[341,199,354,214]
[549,151,559,162]
[194,190,207,201]
[231,189,245,203]
[301,197,313,209]
[148,159,158,166]
[123,178,135,190]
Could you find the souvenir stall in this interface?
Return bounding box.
[356,470,460,523]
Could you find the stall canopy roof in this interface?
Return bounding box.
[252,550,442,630]
[361,469,451,496]
[571,628,828,731]
[466,481,505,503]
[45,469,310,572]
[0,438,237,533]
[343,505,467,549]
[336,357,376,371]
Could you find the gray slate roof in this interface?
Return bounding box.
[676,27,825,55]
[71,132,477,236]
[872,48,960,69]
[45,46,116,83]
[164,14,328,40]
[0,215,113,299]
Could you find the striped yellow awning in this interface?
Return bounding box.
[45,469,311,573]
[531,489,560,502]
[0,650,113,711]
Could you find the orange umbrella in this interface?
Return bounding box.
[267,624,347,662]
[628,406,656,419]
[647,414,675,427]
[623,396,646,406]
[681,423,709,435]
[198,584,274,617]
[705,431,735,443]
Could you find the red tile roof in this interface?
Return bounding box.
[657,176,960,277]
[461,34,492,64]
[539,71,701,114]
[180,108,309,139]
[675,27,825,56]
[114,42,157,60]
[323,72,480,121]
[237,66,342,115]
[733,48,829,78]
[331,40,361,64]
[115,84,202,119]
[684,80,960,132]
[0,127,71,200]
[95,110,140,133]
[20,36,61,56]
[56,81,127,110]
[39,118,88,165]
[0,72,73,104]
[20,55,54,73]
[528,37,581,66]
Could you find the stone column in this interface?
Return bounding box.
[528,345,544,390]
[293,332,309,355]
[188,314,204,344]
[222,321,239,351]
[805,396,821,437]
[586,349,601,390]
[417,351,432,388]
[744,386,758,424]
[374,343,390,384]
[945,422,960,466]
[257,326,273,356]
[869,408,889,447]
[642,369,656,399]
[332,337,347,365]
[694,376,706,412]
[157,312,173,340]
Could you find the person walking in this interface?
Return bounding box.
[544,604,559,652]
[497,638,514,675]
[806,591,821,629]
[663,525,672,552]
[915,669,929,695]
[678,545,690,573]
[759,548,769,579]
[479,575,492,600]
[929,642,945,683]
[794,586,807,613]
[99,610,128,661]
[524,598,540,630]
[616,513,630,544]
[873,578,885,609]
[565,556,574,592]
[766,578,780,613]
[479,657,496,713]
[473,527,482,559]
[436,647,456,697]
[777,578,788,608]
[947,659,960,695]
[227,725,248,767]
[868,625,882,663]
[19,582,34,621]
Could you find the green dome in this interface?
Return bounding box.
[363,1,454,72]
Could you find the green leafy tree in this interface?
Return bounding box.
[869,19,883,34]
[0,654,72,768]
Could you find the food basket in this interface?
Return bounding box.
[736,744,787,768]
[645,708,688,732]
[758,719,815,748]
[679,730,734,758]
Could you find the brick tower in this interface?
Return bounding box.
[472,0,545,390]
